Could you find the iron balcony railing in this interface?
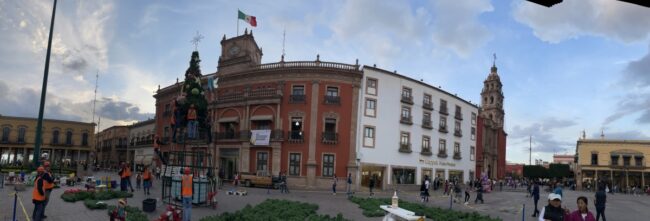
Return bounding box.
[401,95,413,104]
[399,143,412,153]
[322,132,338,144]
[423,102,433,110]
[288,131,304,143]
[324,95,341,105]
[400,116,413,125]
[422,120,433,129]
[289,94,306,103]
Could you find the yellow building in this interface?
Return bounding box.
[576,139,649,191]
[0,114,95,166]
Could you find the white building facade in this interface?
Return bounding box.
[356,66,478,190]
[127,119,156,171]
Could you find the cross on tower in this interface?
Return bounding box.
[190,31,204,51]
[493,53,497,67]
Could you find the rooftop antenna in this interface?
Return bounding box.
[282,27,286,60]
[529,135,532,165]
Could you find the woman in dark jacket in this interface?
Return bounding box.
[538,193,569,221]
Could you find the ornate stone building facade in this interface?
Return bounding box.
[476,64,507,179]
[95,125,129,169]
[0,115,94,166]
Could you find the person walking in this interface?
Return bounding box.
[567,196,596,221]
[444,180,449,196]
[332,174,337,195]
[41,161,54,219]
[346,173,353,198]
[126,164,134,192]
[143,166,152,195]
[182,167,193,221]
[538,193,569,221]
[420,178,427,202]
[369,175,376,197]
[32,166,46,221]
[136,173,142,190]
[424,176,430,202]
[594,185,607,221]
[464,185,471,205]
[474,184,484,204]
[532,182,541,217]
[119,163,128,191]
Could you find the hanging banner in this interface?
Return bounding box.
[250,130,271,146]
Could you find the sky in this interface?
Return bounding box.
[1,0,649,164]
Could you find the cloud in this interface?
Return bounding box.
[623,44,650,88]
[509,117,578,153]
[603,92,650,125]
[97,97,153,122]
[513,0,650,43]
[430,0,494,57]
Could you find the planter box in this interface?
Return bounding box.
[142,198,156,212]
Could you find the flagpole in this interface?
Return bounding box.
[237,9,239,36]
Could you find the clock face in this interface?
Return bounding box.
[229,46,240,56]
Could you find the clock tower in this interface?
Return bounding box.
[217,29,263,74]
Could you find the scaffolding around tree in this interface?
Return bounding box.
[161,139,216,208]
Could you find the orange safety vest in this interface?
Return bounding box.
[32,177,46,201]
[182,175,193,197]
[187,108,197,120]
[43,172,54,190]
[143,170,151,180]
[120,168,128,178]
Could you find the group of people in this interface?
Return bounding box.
[31,161,54,221]
[415,176,485,204]
[331,173,353,196]
[118,162,156,195]
[530,182,608,221]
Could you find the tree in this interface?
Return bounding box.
[178,51,209,136]
[523,165,548,179]
[548,163,571,179]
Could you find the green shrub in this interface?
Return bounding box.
[107,205,149,221]
[200,199,349,221]
[349,197,501,221]
[84,199,107,210]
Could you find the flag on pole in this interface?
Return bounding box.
[238,10,257,27]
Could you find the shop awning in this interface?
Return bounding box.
[218,117,239,123]
[250,115,273,121]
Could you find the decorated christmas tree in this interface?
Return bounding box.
[178,51,208,140]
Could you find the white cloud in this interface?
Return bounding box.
[430,0,494,57]
[513,0,650,43]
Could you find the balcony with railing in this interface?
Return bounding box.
[421,148,432,156]
[256,60,360,71]
[288,131,304,143]
[423,102,433,110]
[453,152,462,160]
[399,143,412,153]
[401,95,413,104]
[400,116,413,125]
[322,132,338,144]
[324,95,341,105]
[438,150,448,158]
[422,120,433,129]
[0,138,26,145]
[454,129,462,137]
[438,125,448,133]
[289,94,306,104]
[216,131,240,141]
[216,87,281,104]
[455,112,463,120]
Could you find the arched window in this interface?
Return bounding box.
[18,127,26,143]
[1,127,10,142]
[66,131,73,145]
[52,130,60,144]
[82,133,89,146]
[490,96,494,104]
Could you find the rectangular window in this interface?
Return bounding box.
[455,105,462,119]
[591,153,598,165]
[363,126,375,147]
[326,86,339,97]
[635,156,643,167]
[401,107,411,120]
[289,153,301,176]
[1,127,9,142]
[254,120,271,130]
[470,146,475,161]
[438,139,446,155]
[365,98,377,117]
[18,127,26,143]
[366,78,377,95]
[256,152,268,172]
[611,156,619,166]
[422,136,431,152]
[292,85,305,95]
[322,154,335,177]
[52,131,59,144]
[471,127,476,140]
[66,131,73,145]
[423,94,432,106]
[454,142,460,157]
[82,133,88,146]
[392,168,416,184]
[164,127,169,139]
[401,87,412,99]
[440,99,448,114]
[290,117,303,140]
[471,112,477,125]
[454,121,460,132]
[623,156,630,166]
[439,116,447,129]
[400,132,410,146]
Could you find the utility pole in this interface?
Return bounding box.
[33,0,57,169]
[529,135,532,165]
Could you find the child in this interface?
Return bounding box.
[136,173,142,190]
[110,199,128,221]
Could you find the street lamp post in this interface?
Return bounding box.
[33,0,57,169]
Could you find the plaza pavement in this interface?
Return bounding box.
[2,173,649,221]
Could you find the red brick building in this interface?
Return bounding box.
[154,31,362,188]
[505,163,524,178]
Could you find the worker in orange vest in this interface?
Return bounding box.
[143,166,152,195]
[119,163,131,192]
[32,166,46,221]
[41,161,54,219]
[182,167,193,221]
[186,104,198,139]
[125,164,134,192]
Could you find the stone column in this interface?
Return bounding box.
[272,143,281,176]
[610,170,614,187]
[306,80,320,188]
[595,169,598,182]
[241,143,250,173]
[348,83,360,191]
[642,172,645,188]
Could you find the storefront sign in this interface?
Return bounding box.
[419,158,456,167]
[250,130,271,145]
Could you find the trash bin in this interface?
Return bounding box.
[143,198,156,212]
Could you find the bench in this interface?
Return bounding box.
[380,205,425,221]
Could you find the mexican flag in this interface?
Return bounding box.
[238,10,257,27]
